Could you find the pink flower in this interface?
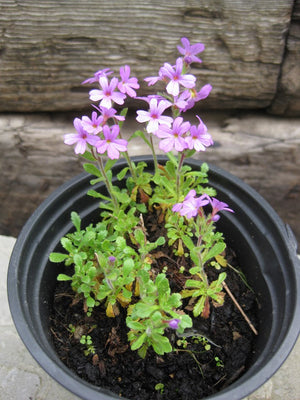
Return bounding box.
[183,84,212,111]
[118,65,139,97]
[95,125,127,160]
[97,106,125,125]
[64,118,100,154]
[89,76,126,108]
[81,111,103,135]
[159,57,196,96]
[136,98,172,133]
[209,198,234,222]
[173,90,191,111]
[172,190,209,219]
[185,116,213,152]
[82,68,113,84]
[177,37,205,64]
[156,117,190,153]
[144,70,164,86]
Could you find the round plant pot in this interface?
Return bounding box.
[7,156,300,400]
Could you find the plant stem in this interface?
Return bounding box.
[196,233,208,286]
[91,148,119,211]
[176,152,185,200]
[117,129,137,181]
[150,134,159,175]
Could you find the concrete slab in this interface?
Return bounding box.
[1,235,299,400]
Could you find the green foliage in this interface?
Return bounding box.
[80,335,96,356]
[126,273,192,357]
[182,272,227,317]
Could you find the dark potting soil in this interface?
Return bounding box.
[50,212,258,400]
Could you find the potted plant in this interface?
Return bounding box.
[7,38,300,400]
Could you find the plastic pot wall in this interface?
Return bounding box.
[7,156,300,400]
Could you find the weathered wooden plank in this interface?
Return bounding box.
[269,0,300,116]
[0,0,294,112]
[0,111,299,245]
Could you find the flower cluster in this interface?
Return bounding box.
[55,38,235,359]
[64,37,213,160]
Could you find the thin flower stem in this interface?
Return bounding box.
[117,129,137,181]
[91,148,119,210]
[196,234,208,286]
[176,152,186,200]
[150,134,159,175]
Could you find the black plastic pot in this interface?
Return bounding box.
[7,156,300,400]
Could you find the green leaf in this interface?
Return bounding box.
[80,151,96,162]
[203,242,226,264]
[134,303,158,318]
[185,279,205,289]
[194,296,206,317]
[49,252,68,263]
[71,211,81,232]
[126,319,144,330]
[152,334,172,355]
[87,189,110,200]
[117,167,129,181]
[166,152,178,167]
[182,235,195,251]
[184,149,196,159]
[114,190,130,204]
[104,158,117,173]
[86,296,95,308]
[134,229,145,245]
[155,236,166,246]
[61,237,73,253]
[118,107,128,129]
[83,163,102,177]
[123,258,135,274]
[131,332,147,351]
[57,273,72,281]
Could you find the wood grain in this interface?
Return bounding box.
[0,0,296,113]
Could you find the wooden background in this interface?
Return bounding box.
[0,0,299,244]
[0,0,299,115]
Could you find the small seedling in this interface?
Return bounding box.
[155,383,165,394]
[215,356,224,368]
[80,335,96,356]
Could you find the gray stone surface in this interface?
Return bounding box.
[1,235,300,399]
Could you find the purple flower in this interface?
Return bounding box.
[97,106,125,124]
[183,84,212,111]
[166,318,180,330]
[95,124,127,160]
[136,98,173,133]
[172,190,210,219]
[144,71,164,86]
[64,118,100,154]
[173,90,191,111]
[89,76,126,109]
[209,198,234,222]
[159,57,196,96]
[118,65,140,97]
[156,117,190,153]
[177,37,205,64]
[81,111,103,135]
[185,116,213,152]
[108,256,116,265]
[82,68,113,84]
